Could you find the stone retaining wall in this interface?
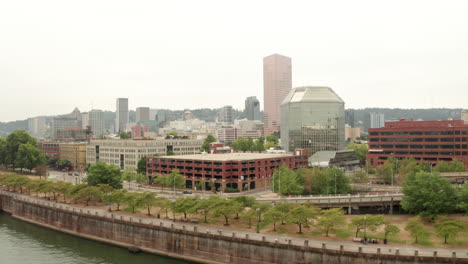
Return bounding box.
[0,192,463,264]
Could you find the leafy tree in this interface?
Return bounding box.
[124,192,143,213]
[201,134,216,152]
[0,137,6,167]
[153,173,169,189]
[288,205,320,233]
[434,159,465,173]
[229,196,256,218]
[166,169,185,189]
[56,160,72,170]
[56,181,73,202]
[233,137,254,152]
[317,208,346,236]
[25,179,39,195]
[297,167,351,195]
[241,209,256,228]
[155,197,172,218]
[137,155,147,174]
[351,171,368,183]
[435,219,465,244]
[405,216,431,244]
[66,184,88,203]
[47,157,59,166]
[119,132,131,139]
[195,196,221,223]
[76,186,102,206]
[166,150,175,156]
[350,215,385,238]
[5,130,37,168]
[139,192,158,215]
[15,143,46,171]
[173,196,199,219]
[86,162,123,189]
[402,171,457,218]
[102,189,128,211]
[265,135,279,145]
[252,139,266,153]
[263,208,283,231]
[345,142,368,163]
[213,199,243,225]
[273,166,303,195]
[383,224,400,241]
[274,202,295,225]
[457,183,468,215]
[35,165,48,178]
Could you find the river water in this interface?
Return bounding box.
[0,212,191,264]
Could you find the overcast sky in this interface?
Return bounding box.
[0,0,467,122]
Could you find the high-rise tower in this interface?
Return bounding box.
[115,98,129,133]
[263,54,292,135]
[245,96,261,121]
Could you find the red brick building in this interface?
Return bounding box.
[146,149,308,192]
[367,119,468,167]
[38,142,60,160]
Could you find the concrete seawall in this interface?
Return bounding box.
[0,191,464,264]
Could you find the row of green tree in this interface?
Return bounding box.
[374,157,465,185]
[0,130,46,171]
[272,166,351,196]
[201,134,280,153]
[1,174,464,245]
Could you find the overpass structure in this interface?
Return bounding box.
[257,193,403,214]
[440,172,468,184]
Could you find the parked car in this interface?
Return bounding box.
[182,190,192,194]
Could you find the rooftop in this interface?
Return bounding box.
[282,86,344,105]
[156,152,294,161]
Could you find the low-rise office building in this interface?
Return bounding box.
[146,149,308,192]
[86,139,203,171]
[38,142,60,160]
[367,119,468,167]
[59,143,87,171]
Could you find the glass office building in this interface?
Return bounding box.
[281,86,345,155]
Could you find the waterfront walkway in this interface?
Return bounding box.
[2,190,466,261]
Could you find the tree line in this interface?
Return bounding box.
[0,130,46,172]
[1,173,465,245]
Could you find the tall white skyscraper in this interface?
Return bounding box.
[369,113,385,129]
[136,107,150,123]
[115,98,129,133]
[263,54,292,135]
[89,110,105,137]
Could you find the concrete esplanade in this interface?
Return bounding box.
[0,190,466,264]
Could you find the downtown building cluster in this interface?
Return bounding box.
[25,53,468,192]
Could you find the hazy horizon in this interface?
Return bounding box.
[1,0,467,122]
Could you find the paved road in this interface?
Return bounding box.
[5,190,467,260]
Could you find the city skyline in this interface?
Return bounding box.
[1,0,468,122]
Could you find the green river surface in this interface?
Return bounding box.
[0,212,192,264]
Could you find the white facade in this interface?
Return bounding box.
[369,113,385,129]
[89,110,105,138]
[86,139,203,171]
[116,98,129,133]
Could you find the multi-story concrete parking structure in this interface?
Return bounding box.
[146,149,308,192]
